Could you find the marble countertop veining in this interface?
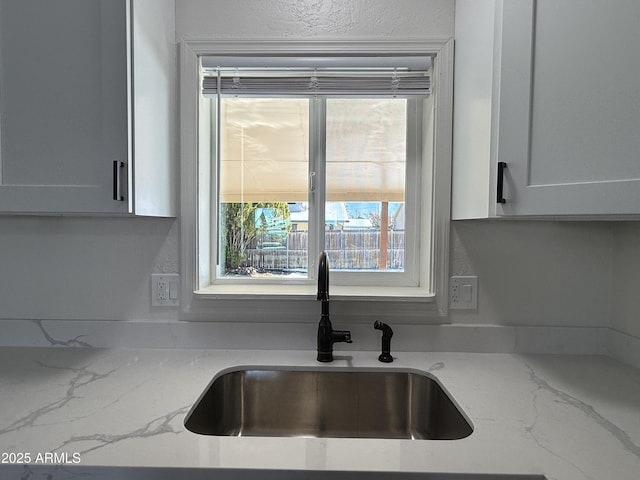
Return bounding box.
[0,348,639,480]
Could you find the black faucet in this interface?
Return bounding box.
[374,321,394,363]
[317,251,352,362]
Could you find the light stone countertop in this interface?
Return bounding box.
[0,348,639,479]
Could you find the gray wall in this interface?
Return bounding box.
[0,0,633,338]
[612,223,640,338]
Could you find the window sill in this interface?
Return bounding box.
[186,283,445,321]
[194,283,434,302]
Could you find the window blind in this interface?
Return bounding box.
[201,56,431,97]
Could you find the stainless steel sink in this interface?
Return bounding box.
[184,367,473,440]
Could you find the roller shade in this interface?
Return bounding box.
[218,98,410,203]
[220,98,308,202]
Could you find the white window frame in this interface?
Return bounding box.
[209,96,422,288]
[180,39,453,321]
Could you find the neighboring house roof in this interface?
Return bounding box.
[342,218,374,230]
[289,202,349,223]
[289,201,404,229]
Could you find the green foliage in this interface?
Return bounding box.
[221,202,291,270]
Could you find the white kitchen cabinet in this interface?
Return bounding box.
[452,0,640,218]
[0,0,176,216]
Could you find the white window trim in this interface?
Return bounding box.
[179,39,453,321]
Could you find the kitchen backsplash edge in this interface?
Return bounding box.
[1,319,632,365]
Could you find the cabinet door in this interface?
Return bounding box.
[0,0,130,214]
[496,0,640,216]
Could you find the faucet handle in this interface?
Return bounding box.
[335,329,352,344]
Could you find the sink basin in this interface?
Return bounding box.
[184,367,473,440]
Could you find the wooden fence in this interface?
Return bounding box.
[245,230,405,271]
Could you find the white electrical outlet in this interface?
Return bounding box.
[151,274,180,307]
[449,275,478,309]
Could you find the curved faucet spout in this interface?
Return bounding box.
[317,251,329,301]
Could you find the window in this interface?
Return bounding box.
[180,41,453,318]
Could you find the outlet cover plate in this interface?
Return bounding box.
[151,273,180,307]
[449,275,478,310]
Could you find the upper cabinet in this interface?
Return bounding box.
[452,0,640,218]
[0,0,176,216]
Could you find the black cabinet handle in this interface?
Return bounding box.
[497,162,507,204]
[113,161,125,201]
